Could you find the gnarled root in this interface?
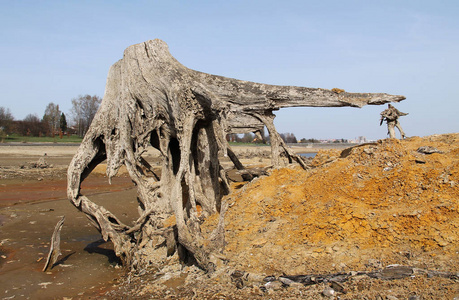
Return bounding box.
[67,39,403,273]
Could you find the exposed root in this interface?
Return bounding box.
[66,39,405,272]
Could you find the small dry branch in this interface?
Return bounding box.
[43,216,65,272]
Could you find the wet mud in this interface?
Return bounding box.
[0,176,134,208]
[0,175,137,299]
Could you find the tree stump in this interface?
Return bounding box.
[67,39,405,272]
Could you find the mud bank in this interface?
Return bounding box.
[0,179,137,299]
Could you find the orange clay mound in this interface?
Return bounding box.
[203,133,459,276]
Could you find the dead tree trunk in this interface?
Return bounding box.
[67,39,405,272]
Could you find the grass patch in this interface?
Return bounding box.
[1,133,83,144]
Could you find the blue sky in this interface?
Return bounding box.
[1,0,458,140]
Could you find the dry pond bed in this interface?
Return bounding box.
[0,137,458,299]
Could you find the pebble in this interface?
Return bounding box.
[367,259,382,268]
[279,276,295,286]
[330,280,346,293]
[251,286,263,296]
[264,280,282,290]
[38,282,52,288]
[322,286,335,297]
[289,282,304,289]
[417,146,443,154]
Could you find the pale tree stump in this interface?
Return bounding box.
[67,39,405,272]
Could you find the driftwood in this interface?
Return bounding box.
[231,265,458,291]
[417,146,444,154]
[67,39,405,272]
[43,216,65,271]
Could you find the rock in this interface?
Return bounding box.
[415,158,426,164]
[252,238,267,248]
[38,208,55,212]
[244,273,265,283]
[264,280,283,290]
[279,276,295,286]
[367,259,382,269]
[350,274,367,282]
[322,286,335,297]
[289,282,304,289]
[38,282,53,288]
[364,148,376,155]
[330,280,347,294]
[250,285,264,296]
[231,270,245,289]
[417,146,443,154]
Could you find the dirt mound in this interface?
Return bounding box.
[203,134,458,277]
[107,134,459,299]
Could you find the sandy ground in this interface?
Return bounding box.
[0,143,137,299]
[2,140,456,299]
[110,134,458,299]
[0,142,311,299]
[0,144,80,165]
[0,142,319,161]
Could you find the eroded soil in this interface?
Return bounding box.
[114,134,458,299]
[1,137,458,299]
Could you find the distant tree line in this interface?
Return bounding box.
[1,100,353,143]
[71,94,102,137]
[299,138,320,143]
[0,107,14,135]
[279,132,297,143]
[333,138,348,143]
[227,132,266,144]
[0,94,102,138]
[224,131,349,145]
[227,131,298,144]
[299,138,349,143]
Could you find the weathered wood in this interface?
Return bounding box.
[231,266,457,290]
[368,264,414,280]
[43,216,65,271]
[67,39,405,271]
